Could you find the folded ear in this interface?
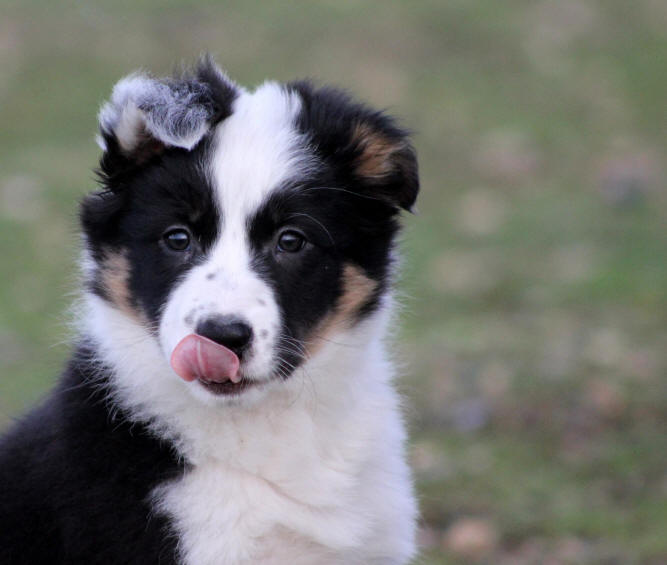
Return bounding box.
[290,82,419,212]
[97,56,238,179]
[349,120,419,212]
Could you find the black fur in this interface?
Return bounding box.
[0,345,183,564]
[247,174,402,373]
[289,81,419,212]
[82,138,220,323]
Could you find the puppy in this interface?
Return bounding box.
[0,57,419,565]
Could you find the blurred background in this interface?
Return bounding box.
[1,1,666,563]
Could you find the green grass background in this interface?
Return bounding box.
[1,1,665,563]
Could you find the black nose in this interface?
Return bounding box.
[195,315,253,357]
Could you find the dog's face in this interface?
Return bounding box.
[81,59,418,403]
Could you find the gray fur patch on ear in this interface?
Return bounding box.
[99,69,230,153]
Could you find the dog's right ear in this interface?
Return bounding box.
[96,57,238,187]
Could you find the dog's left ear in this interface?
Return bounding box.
[292,82,419,213]
[97,57,238,183]
[349,119,419,212]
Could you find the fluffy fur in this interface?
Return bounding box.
[0,57,419,564]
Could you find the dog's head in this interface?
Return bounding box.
[81,58,418,403]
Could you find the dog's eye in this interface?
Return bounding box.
[163,228,191,252]
[276,230,306,253]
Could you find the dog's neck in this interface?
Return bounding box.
[83,294,400,469]
[82,293,416,562]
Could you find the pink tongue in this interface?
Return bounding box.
[170,334,241,384]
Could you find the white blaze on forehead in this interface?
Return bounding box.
[210,82,310,220]
[157,83,313,390]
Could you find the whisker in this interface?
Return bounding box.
[303,185,386,204]
[285,212,335,246]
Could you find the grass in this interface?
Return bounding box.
[1,1,666,562]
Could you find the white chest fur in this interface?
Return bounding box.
[87,300,417,564]
[154,369,416,565]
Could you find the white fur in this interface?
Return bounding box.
[159,82,312,393]
[85,296,416,564]
[85,83,417,564]
[99,73,227,152]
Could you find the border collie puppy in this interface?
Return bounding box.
[0,57,419,565]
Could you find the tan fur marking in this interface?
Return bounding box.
[306,264,377,356]
[100,252,143,320]
[352,122,405,179]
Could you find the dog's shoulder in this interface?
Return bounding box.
[0,344,184,564]
[0,385,64,563]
